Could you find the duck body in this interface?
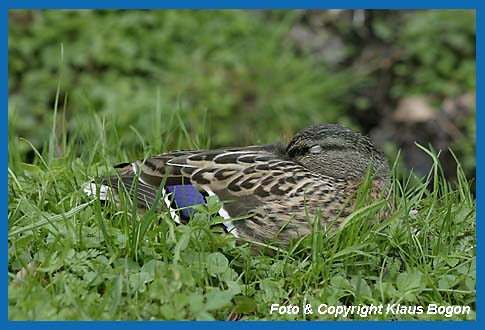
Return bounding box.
[84,124,389,248]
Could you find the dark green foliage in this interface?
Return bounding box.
[9,10,476,180]
[9,10,351,158]
[392,10,475,97]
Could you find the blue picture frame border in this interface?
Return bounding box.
[4,1,479,328]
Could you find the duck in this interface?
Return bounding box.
[83,124,390,249]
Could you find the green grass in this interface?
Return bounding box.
[8,103,476,320]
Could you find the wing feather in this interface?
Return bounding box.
[87,142,350,248]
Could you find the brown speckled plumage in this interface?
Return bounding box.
[84,124,390,249]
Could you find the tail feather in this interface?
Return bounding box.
[101,174,161,210]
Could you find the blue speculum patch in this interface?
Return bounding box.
[165,185,206,219]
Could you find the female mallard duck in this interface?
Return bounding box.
[84,124,389,248]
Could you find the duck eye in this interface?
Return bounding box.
[309,145,322,154]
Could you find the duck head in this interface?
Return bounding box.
[286,124,389,181]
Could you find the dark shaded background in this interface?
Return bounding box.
[8,10,476,182]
